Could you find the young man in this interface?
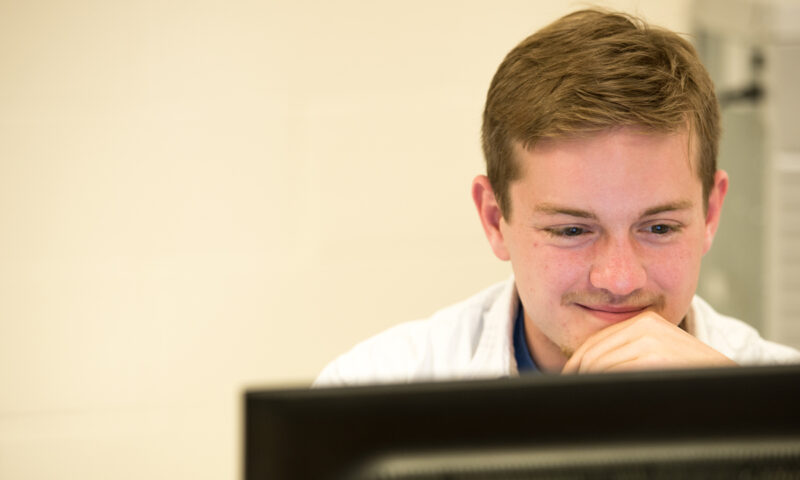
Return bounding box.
[314,9,800,386]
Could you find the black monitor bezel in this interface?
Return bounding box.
[244,364,800,479]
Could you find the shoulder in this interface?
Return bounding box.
[313,280,511,387]
[691,296,800,365]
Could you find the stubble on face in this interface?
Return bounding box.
[554,290,668,359]
[560,344,576,359]
[560,290,667,312]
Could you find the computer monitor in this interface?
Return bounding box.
[244,365,800,479]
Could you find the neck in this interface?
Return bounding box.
[522,311,569,373]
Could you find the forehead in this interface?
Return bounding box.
[518,126,696,171]
[510,128,702,214]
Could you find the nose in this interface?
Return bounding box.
[589,235,647,296]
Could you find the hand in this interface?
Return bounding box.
[561,310,737,374]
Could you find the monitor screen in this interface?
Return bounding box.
[244,365,800,479]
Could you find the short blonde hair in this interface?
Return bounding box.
[482,9,720,217]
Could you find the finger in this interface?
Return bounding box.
[565,323,640,374]
[570,319,737,373]
[585,337,733,373]
[562,317,641,373]
[563,311,670,374]
[576,336,658,373]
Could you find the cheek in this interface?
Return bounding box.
[649,243,703,292]
[528,247,588,294]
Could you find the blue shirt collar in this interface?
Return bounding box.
[513,302,540,374]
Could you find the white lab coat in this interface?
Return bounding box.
[314,278,800,387]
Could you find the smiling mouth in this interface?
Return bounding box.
[576,304,648,322]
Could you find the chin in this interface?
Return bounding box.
[559,344,576,359]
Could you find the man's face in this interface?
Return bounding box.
[488,128,726,370]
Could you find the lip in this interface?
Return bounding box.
[576,304,648,323]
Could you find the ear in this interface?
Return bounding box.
[472,175,510,261]
[702,170,729,254]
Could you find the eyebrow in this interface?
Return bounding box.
[641,200,693,217]
[533,200,694,220]
[534,204,597,219]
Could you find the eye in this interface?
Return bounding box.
[562,226,585,237]
[649,224,672,235]
[642,223,684,238]
[544,226,589,237]
[539,224,596,245]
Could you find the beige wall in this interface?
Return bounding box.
[0,1,690,478]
